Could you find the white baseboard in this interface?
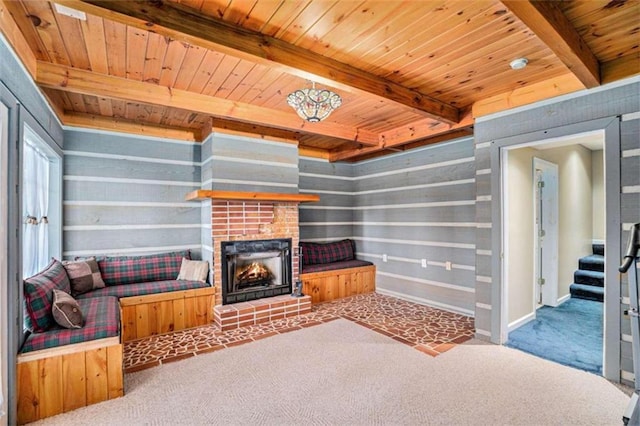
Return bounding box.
[506,298,571,334]
[508,311,535,332]
[375,288,475,317]
[592,239,605,245]
[622,370,635,383]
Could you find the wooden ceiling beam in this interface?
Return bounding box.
[472,73,585,118]
[35,61,379,145]
[379,109,474,149]
[63,111,200,142]
[345,129,473,163]
[502,0,600,88]
[329,111,474,162]
[208,118,302,145]
[58,0,460,124]
[329,145,389,163]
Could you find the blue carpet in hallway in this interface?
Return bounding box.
[506,298,603,374]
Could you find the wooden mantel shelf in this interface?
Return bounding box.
[185,190,320,203]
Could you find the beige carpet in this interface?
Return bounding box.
[35,319,627,425]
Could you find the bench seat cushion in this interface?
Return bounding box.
[21,296,120,353]
[75,279,210,300]
[300,239,355,265]
[96,250,191,286]
[301,259,373,274]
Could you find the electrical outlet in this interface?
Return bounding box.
[382,254,388,262]
[421,259,427,268]
[445,261,452,271]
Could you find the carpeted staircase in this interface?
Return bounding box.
[570,243,604,302]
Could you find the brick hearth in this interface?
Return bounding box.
[214,294,311,331]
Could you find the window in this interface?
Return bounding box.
[22,125,61,278]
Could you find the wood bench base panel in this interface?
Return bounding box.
[301,265,376,304]
[119,287,215,342]
[17,286,216,423]
[17,338,123,425]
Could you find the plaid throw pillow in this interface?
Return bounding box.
[63,257,106,296]
[24,259,71,332]
[301,239,355,265]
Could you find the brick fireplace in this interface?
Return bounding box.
[211,200,300,306]
[211,200,299,305]
[186,190,319,330]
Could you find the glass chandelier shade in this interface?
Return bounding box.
[287,83,342,122]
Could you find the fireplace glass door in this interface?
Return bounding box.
[221,238,292,304]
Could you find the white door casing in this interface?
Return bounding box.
[533,157,559,307]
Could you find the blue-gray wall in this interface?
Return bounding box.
[620,113,640,384]
[474,78,640,384]
[0,38,62,146]
[299,156,354,242]
[202,133,299,193]
[63,129,203,259]
[353,138,477,315]
[299,137,477,316]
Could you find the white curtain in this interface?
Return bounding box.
[37,144,49,272]
[22,139,50,278]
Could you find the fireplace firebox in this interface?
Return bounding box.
[221,238,292,304]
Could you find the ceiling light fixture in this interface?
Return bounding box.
[287,82,342,123]
[510,58,529,70]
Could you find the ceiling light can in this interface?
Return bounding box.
[510,58,528,70]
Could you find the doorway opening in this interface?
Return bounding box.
[501,130,605,374]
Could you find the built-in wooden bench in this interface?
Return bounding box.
[16,286,215,424]
[301,264,376,304]
[299,239,376,303]
[17,337,123,424]
[18,252,217,423]
[119,287,215,342]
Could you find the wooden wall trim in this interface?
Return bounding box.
[186,189,319,203]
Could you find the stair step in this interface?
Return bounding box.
[570,283,604,302]
[593,243,605,256]
[578,254,604,272]
[574,269,604,287]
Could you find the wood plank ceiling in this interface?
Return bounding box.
[1,0,638,161]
